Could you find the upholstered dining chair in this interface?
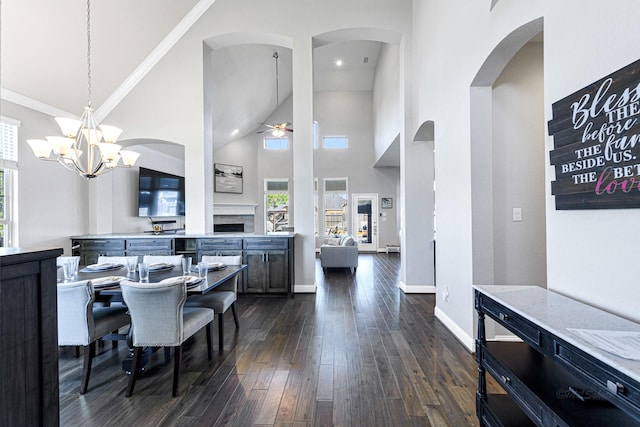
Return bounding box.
[184,255,241,351]
[142,254,184,266]
[57,280,130,394]
[120,280,214,397]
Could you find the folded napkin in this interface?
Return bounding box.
[149,262,174,271]
[84,263,123,271]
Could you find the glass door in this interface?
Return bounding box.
[352,194,378,252]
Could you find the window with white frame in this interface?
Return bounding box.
[265,179,289,233]
[323,177,348,236]
[0,117,20,248]
[264,136,289,150]
[322,135,348,149]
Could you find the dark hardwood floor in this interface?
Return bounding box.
[59,254,481,426]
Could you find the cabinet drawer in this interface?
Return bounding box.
[126,239,173,251]
[555,340,640,416]
[81,239,125,251]
[479,295,542,348]
[197,238,243,251]
[243,238,289,250]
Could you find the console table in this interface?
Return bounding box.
[475,285,640,426]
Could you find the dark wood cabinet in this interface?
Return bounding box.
[125,238,173,256]
[196,237,243,258]
[72,238,124,265]
[475,286,640,426]
[72,234,295,296]
[243,237,291,296]
[0,247,62,427]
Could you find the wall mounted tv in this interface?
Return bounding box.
[138,167,185,217]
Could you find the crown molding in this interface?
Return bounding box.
[1,88,77,119]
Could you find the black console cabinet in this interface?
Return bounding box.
[0,247,62,427]
[475,286,640,426]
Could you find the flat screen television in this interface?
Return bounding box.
[138,167,185,217]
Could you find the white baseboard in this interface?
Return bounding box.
[434,306,475,353]
[398,281,435,293]
[490,334,523,342]
[294,283,317,293]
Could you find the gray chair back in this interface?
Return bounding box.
[201,255,241,266]
[97,255,139,265]
[57,280,94,346]
[142,255,184,266]
[201,255,242,293]
[120,280,187,347]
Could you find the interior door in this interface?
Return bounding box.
[352,194,378,252]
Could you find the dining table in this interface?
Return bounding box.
[58,261,247,373]
[59,262,247,303]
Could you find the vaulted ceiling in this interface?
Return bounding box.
[1,0,386,157]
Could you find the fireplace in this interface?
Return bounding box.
[214,223,245,233]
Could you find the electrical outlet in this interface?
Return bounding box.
[443,286,450,302]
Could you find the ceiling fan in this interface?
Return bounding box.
[257,52,293,137]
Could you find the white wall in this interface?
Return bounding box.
[314,91,399,248]
[373,43,402,162]
[492,42,546,286]
[414,0,640,350]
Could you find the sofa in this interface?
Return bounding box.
[320,234,358,273]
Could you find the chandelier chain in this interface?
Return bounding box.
[86,0,92,107]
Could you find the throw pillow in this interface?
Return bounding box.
[341,235,356,246]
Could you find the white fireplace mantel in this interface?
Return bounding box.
[213,203,257,216]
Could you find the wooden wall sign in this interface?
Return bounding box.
[548,58,640,209]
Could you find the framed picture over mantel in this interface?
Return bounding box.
[548,57,640,210]
[214,163,243,194]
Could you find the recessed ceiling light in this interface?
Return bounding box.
[231,129,239,136]
[336,59,343,67]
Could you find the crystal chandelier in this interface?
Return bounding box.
[27,0,139,179]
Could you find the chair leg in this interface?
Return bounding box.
[231,303,240,329]
[206,323,213,360]
[126,347,143,397]
[79,342,95,394]
[111,329,119,349]
[218,313,225,351]
[172,345,182,397]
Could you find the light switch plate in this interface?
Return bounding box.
[512,207,522,222]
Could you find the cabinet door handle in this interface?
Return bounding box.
[500,375,511,385]
[607,380,625,394]
[499,312,509,321]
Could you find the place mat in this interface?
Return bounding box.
[148,262,175,272]
[81,263,124,272]
[159,275,202,288]
[91,276,127,288]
